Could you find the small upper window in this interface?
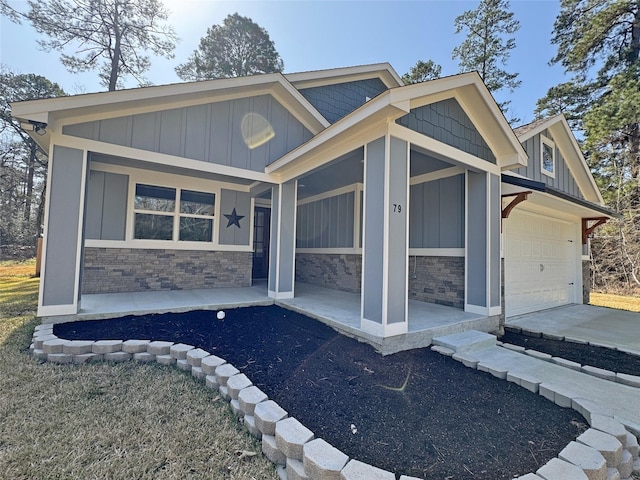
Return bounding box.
[541,135,555,178]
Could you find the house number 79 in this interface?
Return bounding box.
[393,204,402,213]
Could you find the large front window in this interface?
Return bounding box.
[133,184,215,242]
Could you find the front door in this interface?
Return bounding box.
[252,207,271,279]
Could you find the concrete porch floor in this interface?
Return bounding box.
[49,281,498,354]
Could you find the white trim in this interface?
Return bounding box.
[37,138,55,313]
[296,248,361,255]
[37,304,79,317]
[54,133,277,184]
[503,208,580,317]
[84,240,252,252]
[410,166,466,185]
[465,304,489,316]
[13,73,329,134]
[290,180,298,297]
[409,248,465,257]
[403,138,411,330]
[38,143,86,315]
[268,290,295,300]
[515,115,604,204]
[463,170,470,313]
[296,183,359,206]
[360,144,368,324]
[360,317,409,337]
[488,306,502,317]
[272,181,297,297]
[389,123,501,175]
[355,183,363,249]
[87,162,252,251]
[74,150,89,308]
[360,317,385,337]
[540,134,556,178]
[485,173,492,312]
[381,132,391,327]
[285,63,403,89]
[90,161,250,192]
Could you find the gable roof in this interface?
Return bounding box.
[11,73,331,154]
[267,71,528,180]
[514,114,604,205]
[285,63,403,90]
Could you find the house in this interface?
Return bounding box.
[11,63,611,341]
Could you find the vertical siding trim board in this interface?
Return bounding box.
[38,145,88,316]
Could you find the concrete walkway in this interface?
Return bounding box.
[433,330,640,437]
[506,305,640,355]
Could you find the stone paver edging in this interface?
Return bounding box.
[497,339,640,388]
[30,324,640,480]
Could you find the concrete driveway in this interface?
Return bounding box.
[505,304,640,355]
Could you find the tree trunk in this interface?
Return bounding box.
[108,6,122,91]
[23,139,36,223]
[36,182,46,239]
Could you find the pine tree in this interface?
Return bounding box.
[537,0,640,291]
[452,0,521,122]
[176,13,284,81]
[402,60,442,85]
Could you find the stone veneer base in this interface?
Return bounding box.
[30,326,639,480]
[295,253,465,309]
[82,247,252,294]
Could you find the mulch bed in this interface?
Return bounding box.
[54,305,587,480]
[500,331,640,377]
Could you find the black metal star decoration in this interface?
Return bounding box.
[223,208,244,228]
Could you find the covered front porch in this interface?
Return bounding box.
[57,281,496,354]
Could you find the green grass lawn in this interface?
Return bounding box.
[0,259,279,480]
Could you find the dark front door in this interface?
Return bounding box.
[252,207,271,279]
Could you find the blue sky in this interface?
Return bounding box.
[1,0,567,125]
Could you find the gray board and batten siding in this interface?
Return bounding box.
[298,78,388,124]
[409,175,465,249]
[85,171,128,241]
[514,129,584,199]
[297,191,355,249]
[362,137,386,324]
[63,94,313,172]
[397,98,496,164]
[42,146,85,307]
[466,171,487,307]
[219,189,251,246]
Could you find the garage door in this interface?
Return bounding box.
[504,210,576,317]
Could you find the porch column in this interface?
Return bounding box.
[361,135,409,337]
[466,171,501,316]
[268,180,297,299]
[38,145,87,317]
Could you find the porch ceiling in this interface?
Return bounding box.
[295,147,459,200]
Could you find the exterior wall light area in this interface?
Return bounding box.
[20,121,48,136]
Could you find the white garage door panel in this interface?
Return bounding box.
[505,211,575,317]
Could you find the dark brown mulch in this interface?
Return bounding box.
[500,331,640,377]
[54,306,586,480]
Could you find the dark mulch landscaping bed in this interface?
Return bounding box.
[54,306,587,480]
[500,331,640,377]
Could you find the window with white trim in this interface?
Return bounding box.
[133,184,215,242]
[540,135,555,178]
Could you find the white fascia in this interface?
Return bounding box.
[285,63,403,89]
